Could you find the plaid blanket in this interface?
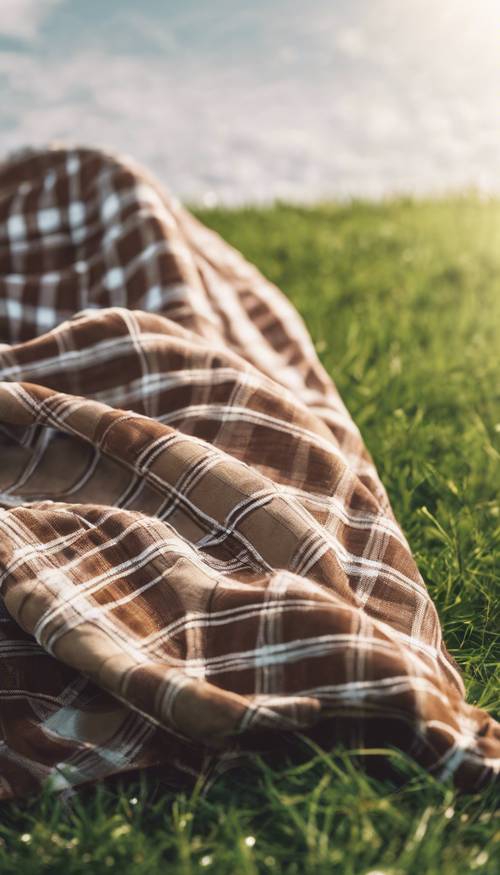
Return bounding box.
[0,146,497,800]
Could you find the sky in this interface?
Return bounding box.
[1,0,498,204]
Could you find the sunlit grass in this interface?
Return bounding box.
[2,197,499,873]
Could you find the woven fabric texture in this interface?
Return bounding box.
[0,146,497,799]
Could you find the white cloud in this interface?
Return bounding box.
[0,0,499,203]
[336,28,366,60]
[0,0,63,41]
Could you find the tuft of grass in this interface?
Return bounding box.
[1,197,499,873]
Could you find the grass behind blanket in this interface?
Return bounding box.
[1,198,499,874]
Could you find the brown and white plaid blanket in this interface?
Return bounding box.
[0,146,497,800]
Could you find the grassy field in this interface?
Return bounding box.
[1,198,499,873]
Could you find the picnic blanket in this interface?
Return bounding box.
[0,146,497,800]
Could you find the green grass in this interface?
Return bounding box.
[1,197,499,873]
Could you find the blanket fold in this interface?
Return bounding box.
[0,146,497,799]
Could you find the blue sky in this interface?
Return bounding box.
[1,0,498,203]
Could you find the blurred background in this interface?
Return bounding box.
[0,0,498,205]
